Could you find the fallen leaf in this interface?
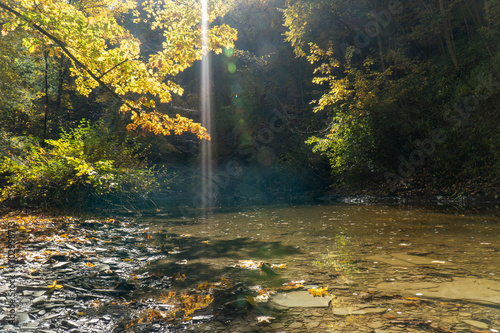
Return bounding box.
[256,316,275,324]
[308,286,328,297]
[47,280,63,289]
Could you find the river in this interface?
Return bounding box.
[137,198,500,332]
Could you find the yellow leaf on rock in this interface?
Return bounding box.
[47,280,63,289]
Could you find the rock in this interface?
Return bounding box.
[32,296,47,306]
[40,313,63,320]
[376,278,500,306]
[368,321,383,329]
[271,291,333,308]
[306,321,320,329]
[94,264,111,272]
[192,315,213,323]
[24,321,40,328]
[367,253,455,267]
[32,291,46,297]
[333,307,387,316]
[288,322,303,329]
[270,323,284,329]
[65,243,79,251]
[463,319,489,329]
[61,319,79,328]
[52,261,70,269]
[17,312,29,323]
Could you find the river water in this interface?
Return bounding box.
[139,199,500,332]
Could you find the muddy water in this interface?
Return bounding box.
[144,202,500,332]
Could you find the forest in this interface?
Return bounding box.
[1,1,500,332]
[0,0,499,211]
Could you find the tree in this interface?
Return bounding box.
[282,0,499,191]
[0,0,237,140]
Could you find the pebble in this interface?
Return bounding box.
[33,295,47,306]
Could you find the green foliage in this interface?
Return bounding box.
[0,120,160,208]
[285,0,500,192]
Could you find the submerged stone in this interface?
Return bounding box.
[271,291,333,308]
[463,319,489,329]
[367,253,455,267]
[332,306,387,316]
[376,278,500,306]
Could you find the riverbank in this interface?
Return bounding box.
[327,174,499,202]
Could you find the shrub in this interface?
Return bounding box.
[0,120,160,209]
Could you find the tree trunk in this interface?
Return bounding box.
[372,0,386,71]
[55,57,68,127]
[42,50,49,147]
[438,0,459,69]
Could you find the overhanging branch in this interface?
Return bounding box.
[0,1,136,111]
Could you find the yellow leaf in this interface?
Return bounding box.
[308,286,328,297]
[47,280,63,289]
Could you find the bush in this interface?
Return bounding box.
[0,120,160,209]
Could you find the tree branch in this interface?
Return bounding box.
[0,1,137,111]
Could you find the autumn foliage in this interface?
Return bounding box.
[0,0,237,139]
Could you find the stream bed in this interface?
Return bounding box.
[143,201,500,333]
[1,199,499,332]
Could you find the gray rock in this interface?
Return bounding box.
[17,312,29,323]
[32,296,47,306]
[61,319,79,328]
[65,243,79,251]
[32,291,46,297]
[24,321,40,328]
[52,261,70,269]
[94,264,111,271]
[40,313,63,320]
